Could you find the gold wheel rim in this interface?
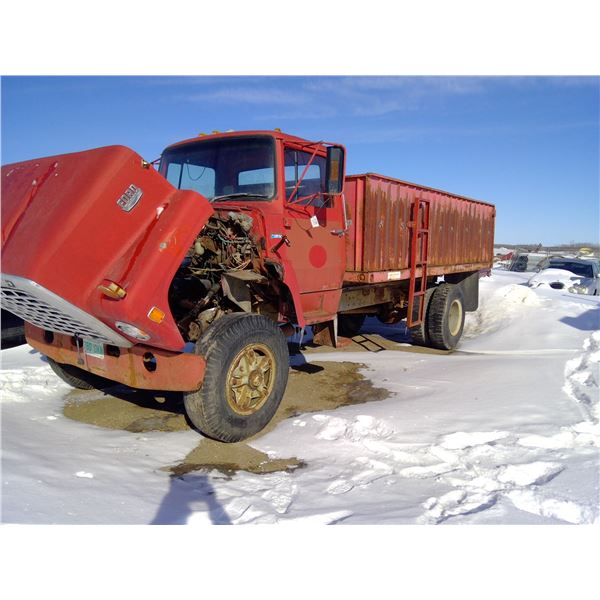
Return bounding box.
[226,343,276,416]
[448,299,463,337]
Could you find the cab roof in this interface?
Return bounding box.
[163,130,320,153]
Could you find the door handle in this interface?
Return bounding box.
[272,235,291,251]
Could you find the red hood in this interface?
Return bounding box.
[1,145,214,350]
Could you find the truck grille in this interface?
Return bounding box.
[1,274,132,347]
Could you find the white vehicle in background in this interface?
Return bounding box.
[527,257,600,295]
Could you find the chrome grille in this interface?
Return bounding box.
[1,274,132,347]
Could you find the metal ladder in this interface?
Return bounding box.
[406,197,431,328]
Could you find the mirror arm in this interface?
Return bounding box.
[287,146,320,204]
[329,193,351,236]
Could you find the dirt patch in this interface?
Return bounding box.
[63,391,190,433]
[63,361,389,477]
[170,442,305,477]
[275,360,390,423]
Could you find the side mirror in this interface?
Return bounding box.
[326,146,345,195]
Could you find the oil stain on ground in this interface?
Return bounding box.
[63,361,390,477]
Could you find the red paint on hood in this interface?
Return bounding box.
[1,145,214,350]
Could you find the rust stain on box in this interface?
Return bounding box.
[344,173,495,277]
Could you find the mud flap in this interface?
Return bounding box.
[446,271,479,312]
[312,317,338,348]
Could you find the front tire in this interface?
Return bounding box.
[184,313,289,443]
[426,283,465,351]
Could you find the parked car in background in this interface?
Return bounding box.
[527,258,600,295]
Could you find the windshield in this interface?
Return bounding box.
[159,136,276,201]
[547,260,593,278]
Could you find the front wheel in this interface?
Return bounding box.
[184,313,289,443]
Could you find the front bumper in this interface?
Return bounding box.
[26,323,206,392]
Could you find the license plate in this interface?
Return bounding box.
[83,339,105,359]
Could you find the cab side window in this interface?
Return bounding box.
[284,148,328,206]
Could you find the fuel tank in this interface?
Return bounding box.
[1,145,214,351]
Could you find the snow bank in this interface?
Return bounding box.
[563,331,600,423]
[463,282,544,339]
[462,270,598,352]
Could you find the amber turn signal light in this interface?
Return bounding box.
[147,306,165,324]
[98,281,127,299]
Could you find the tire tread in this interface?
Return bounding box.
[427,283,465,351]
[184,313,288,442]
[409,287,435,346]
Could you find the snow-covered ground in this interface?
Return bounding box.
[1,269,599,525]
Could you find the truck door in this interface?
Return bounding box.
[281,145,346,319]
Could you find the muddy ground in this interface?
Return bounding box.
[63,330,444,476]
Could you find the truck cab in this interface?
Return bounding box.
[158,130,349,332]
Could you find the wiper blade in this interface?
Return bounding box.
[211,193,270,202]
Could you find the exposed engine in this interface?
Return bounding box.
[169,211,273,342]
[188,210,256,274]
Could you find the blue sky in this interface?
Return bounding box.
[1,76,598,245]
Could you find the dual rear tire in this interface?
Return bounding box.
[410,283,465,351]
[337,313,366,338]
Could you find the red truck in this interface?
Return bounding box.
[1,130,495,442]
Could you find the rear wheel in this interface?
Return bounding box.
[409,287,435,346]
[47,358,109,390]
[184,313,289,443]
[337,314,366,338]
[426,283,465,351]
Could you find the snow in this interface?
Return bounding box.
[1,269,599,526]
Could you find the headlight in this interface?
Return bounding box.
[115,321,151,341]
[568,284,589,295]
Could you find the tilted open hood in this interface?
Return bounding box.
[1,145,214,350]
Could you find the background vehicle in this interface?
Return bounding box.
[508,251,550,272]
[1,130,495,442]
[527,257,599,295]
